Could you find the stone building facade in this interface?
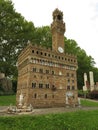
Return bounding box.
[16,8,78,108]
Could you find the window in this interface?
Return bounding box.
[58,56,60,59]
[44,53,47,56]
[41,52,43,55]
[39,69,43,73]
[52,85,56,90]
[55,56,57,58]
[52,55,54,58]
[46,70,49,74]
[34,75,36,78]
[39,84,43,88]
[36,51,39,54]
[32,50,34,53]
[46,84,49,88]
[68,79,70,83]
[34,93,37,98]
[71,73,74,77]
[72,86,75,90]
[52,71,54,75]
[72,80,74,83]
[33,68,36,72]
[45,94,47,99]
[32,83,36,88]
[67,86,70,90]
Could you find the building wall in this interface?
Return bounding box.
[16,44,78,108]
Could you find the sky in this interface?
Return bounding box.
[12,0,98,67]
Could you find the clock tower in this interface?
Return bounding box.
[51,8,65,53]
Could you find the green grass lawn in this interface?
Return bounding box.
[0,96,98,129]
[80,98,98,107]
[0,110,98,130]
[0,95,16,106]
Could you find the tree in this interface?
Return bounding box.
[92,67,98,83]
[34,26,52,48]
[64,37,81,55]
[0,0,35,78]
[0,0,98,91]
[64,37,96,89]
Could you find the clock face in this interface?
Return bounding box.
[58,47,64,53]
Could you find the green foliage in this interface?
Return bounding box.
[12,79,17,93]
[92,67,98,83]
[34,26,52,48]
[0,95,16,106]
[0,82,4,92]
[0,0,98,91]
[0,110,98,129]
[65,37,97,89]
[0,0,35,78]
[65,37,80,55]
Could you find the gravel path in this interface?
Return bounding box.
[31,106,98,115]
[0,106,98,116]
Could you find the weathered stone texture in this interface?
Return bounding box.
[16,8,78,108]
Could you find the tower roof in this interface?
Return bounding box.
[52,8,63,20]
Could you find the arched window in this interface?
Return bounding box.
[33,68,36,72]
[46,84,49,88]
[67,86,70,90]
[32,83,36,88]
[32,50,34,53]
[34,93,37,98]
[39,84,43,88]
[45,94,47,99]
[72,86,75,90]
[46,70,49,74]
[71,73,74,77]
[40,52,43,55]
[36,51,39,54]
[44,53,47,56]
[52,71,54,75]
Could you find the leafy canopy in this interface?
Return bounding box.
[0,0,98,90]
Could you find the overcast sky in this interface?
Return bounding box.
[12,0,98,67]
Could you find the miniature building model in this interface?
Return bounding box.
[16,8,78,108]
